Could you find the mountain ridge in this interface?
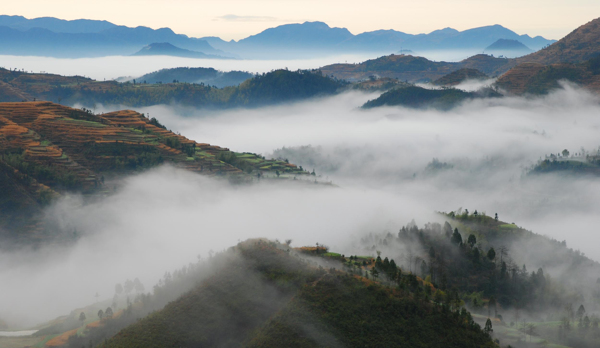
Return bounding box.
[0,15,555,59]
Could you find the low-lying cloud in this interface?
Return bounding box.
[4,84,600,328]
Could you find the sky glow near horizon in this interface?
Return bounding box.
[2,0,599,41]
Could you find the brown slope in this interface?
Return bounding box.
[517,17,600,65]
[495,57,600,95]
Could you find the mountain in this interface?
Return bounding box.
[0,15,116,33]
[0,16,554,59]
[495,56,600,95]
[398,24,551,51]
[238,21,353,49]
[320,53,515,82]
[484,39,532,57]
[132,67,254,88]
[517,17,600,65]
[433,68,489,86]
[131,42,222,59]
[99,239,496,348]
[205,21,554,58]
[0,102,307,243]
[0,68,345,109]
[0,20,232,58]
[494,17,600,95]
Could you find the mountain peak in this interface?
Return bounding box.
[518,16,600,64]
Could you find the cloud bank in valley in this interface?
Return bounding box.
[4,84,600,327]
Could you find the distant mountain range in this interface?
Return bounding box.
[0,15,232,58]
[201,22,555,59]
[0,15,555,59]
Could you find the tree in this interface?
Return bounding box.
[133,278,145,293]
[488,296,497,318]
[370,267,379,280]
[487,248,496,261]
[79,312,86,326]
[124,279,134,294]
[562,149,570,157]
[97,309,104,320]
[467,234,477,248]
[105,307,113,319]
[577,304,586,320]
[451,228,462,245]
[484,318,493,335]
[443,222,452,238]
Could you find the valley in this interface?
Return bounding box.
[2,7,600,348]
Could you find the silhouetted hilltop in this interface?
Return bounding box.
[132,42,223,59]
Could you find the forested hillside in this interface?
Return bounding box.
[355,212,600,347]
[0,68,345,108]
[362,85,501,110]
[99,239,496,348]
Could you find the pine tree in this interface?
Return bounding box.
[451,228,463,245]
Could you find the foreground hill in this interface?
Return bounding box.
[99,239,496,348]
[0,102,306,243]
[320,54,515,82]
[0,68,344,109]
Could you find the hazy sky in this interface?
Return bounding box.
[3,0,599,41]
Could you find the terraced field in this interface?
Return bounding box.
[0,101,308,243]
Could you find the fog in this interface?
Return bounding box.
[0,50,494,82]
[0,54,377,81]
[4,83,600,329]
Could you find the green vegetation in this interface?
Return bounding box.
[433,68,489,86]
[134,67,254,88]
[362,86,501,110]
[356,212,600,347]
[97,239,495,348]
[3,153,81,190]
[0,69,345,108]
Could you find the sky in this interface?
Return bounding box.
[3,0,600,41]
